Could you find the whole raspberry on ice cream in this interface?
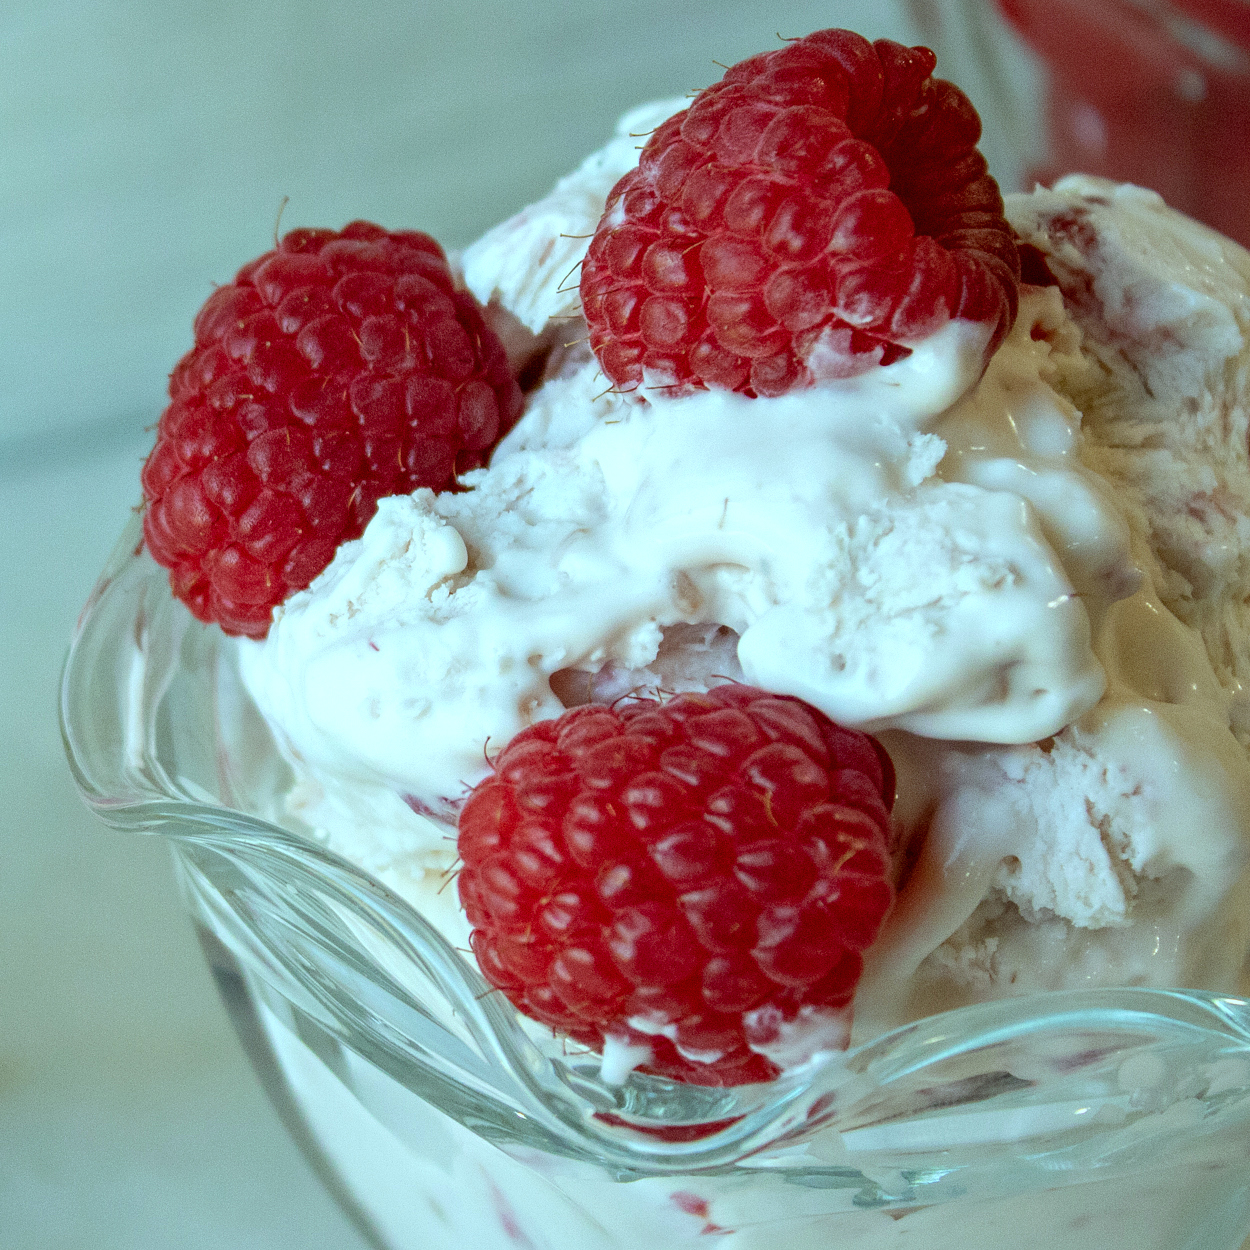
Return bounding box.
[457,685,897,1086]
[142,221,523,638]
[580,28,1020,396]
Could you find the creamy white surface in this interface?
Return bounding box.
[239,309,1105,825]
[239,120,1250,1043]
[460,98,686,334]
[855,179,1250,1032]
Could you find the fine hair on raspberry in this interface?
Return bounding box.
[456,684,897,1086]
[580,28,1021,397]
[142,221,523,637]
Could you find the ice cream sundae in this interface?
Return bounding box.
[134,29,1250,1092]
[90,26,1250,1247]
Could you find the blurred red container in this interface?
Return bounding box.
[996,0,1250,246]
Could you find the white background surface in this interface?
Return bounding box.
[0,2,1036,1246]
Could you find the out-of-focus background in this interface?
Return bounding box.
[3,0,1240,1245]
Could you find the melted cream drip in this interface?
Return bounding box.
[853,288,1250,1037]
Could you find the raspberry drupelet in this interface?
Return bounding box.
[456,685,898,1086]
[142,221,523,638]
[580,28,1021,397]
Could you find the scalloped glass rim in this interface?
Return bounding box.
[61,516,1250,1188]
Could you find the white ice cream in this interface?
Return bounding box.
[238,110,1250,1045]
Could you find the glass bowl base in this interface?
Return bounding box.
[197,918,1250,1250]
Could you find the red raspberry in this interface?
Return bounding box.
[580,29,1020,397]
[456,685,897,1086]
[141,221,523,637]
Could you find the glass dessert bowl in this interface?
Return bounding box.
[62,516,1250,1250]
[61,21,1250,1248]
